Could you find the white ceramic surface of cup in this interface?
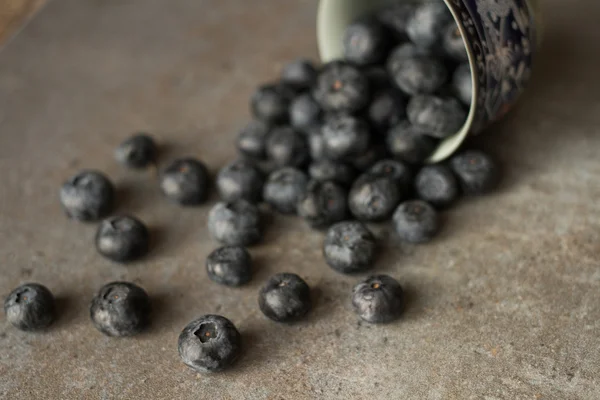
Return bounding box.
[317,0,542,162]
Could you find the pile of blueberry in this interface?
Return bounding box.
[4,1,500,374]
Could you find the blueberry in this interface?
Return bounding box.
[263,167,308,214]
[376,3,414,40]
[407,95,467,139]
[369,159,413,190]
[4,283,55,331]
[323,221,376,274]
[281,58,318,91]
[415,165,459,208]
[216,159,264,203]
[351,143,388,172]
[388,54,448,95]
[208,200,261,246]
[308,160,356,187]
[237,120,271,160]
[387,43,430,63]
[95,215,150,263]
[297,180,348,229]
[406,2,453,49]
[321,114,371,161]
[306,125,326,161]
[266,126,308,168]
[352,275,405,323]
[251,83,294,124]
[90,281,151,337]
[386,121,437,164]
[450,150,499,195]
[452,63,473,106]
[393,200,439,243]
[313,61,370,114]
[343,19,390,66]
[289,94,322,132]
[60,170,114,222]
[160,158,210,205]
[178,315,241,373]
[348,171,403,221]
[114,133,157,169]
[258,273,311,322]
[367,88,406,134]
[206,246,252,287]
[442,23,468,62]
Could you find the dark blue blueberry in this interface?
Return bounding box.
[343,19,390,66]
[206,246,252,287]
[160,158,210,206]
[442,23,469,62]
[208,200,262,246]
[386,121,437,164]
[266,126,308,168]
[388,54,448,95]
[450,150,500,195]
[323,221,376,274]
[393,200,439,243]
[452,63,473,106]
[351,143,388,172]
[251,83,294,124]
[352,275,405,323]
[216,159,264,203]
[281,59,318,91]
[387,43,430,63]
[322,114,371,161]
[307,125,326,161]
[4,283,55,331]
[95,215,150,263]
[367,88,406,135]
[258,273,311,322]
[90,281,151,337]
[297,180,348,229]
[348,171,402,221]
[60,170,114,222]
[369,159,413,190]
[289,94,322,132]
[236,120,271,160]
[263,167,309,214]
[415,165,459,208]
[406,2,453,49]
[313,61,370,114]
[407,95,467,139]
[308,160,356,187]
[114,133,157,169]
[376,3,415,40]
[178,315,241,373]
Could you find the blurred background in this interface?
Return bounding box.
[0,0,45,46]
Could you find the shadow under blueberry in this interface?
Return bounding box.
[223,328,270,374]
[48,295,80,330]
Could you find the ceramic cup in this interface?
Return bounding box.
[317,0,542,162]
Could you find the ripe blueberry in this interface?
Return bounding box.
[90,281,151,337]
[386,121,437,164]
[208,200,262,246]
[367,88,406,135]
[178,315,241,373]
[393,200,439,243]
[343,19,390,66]
[369,159,413,190]
[297,180,348,229]
[281,58,318,91]
[263,167,308,214]
[349,172,403,221]
[407,95,467,139]
[4,283,55,331]
[388,54,448,95]
[258,273,311,322]
[450,149,500,195]
[376,3,415,40]
[321,114,371,161]
[351,143,388,172]
[415,165,459,208]
[237,120,271,160]
[406,2,453,49]
[60,170,114,222]
[352,275,405,323]
[308,160,356,187]
[95,215,150,263]
[313,61,370,114]
[323,221,376,274]
[452,63,473,106]
[289,93,322,132]
[114,133,157,169]
[160,158,210,205]
[206,246,252,287]
[216,159,264,203]
[442,23,469,62]
[266,126,308,168]
[251,83,294,124]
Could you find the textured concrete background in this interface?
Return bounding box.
[0,0,599,399]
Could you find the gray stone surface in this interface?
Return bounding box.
[1,0,599,399]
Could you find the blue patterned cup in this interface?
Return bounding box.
[317,0,542,162]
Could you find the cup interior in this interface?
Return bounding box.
[317,0,476,163]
